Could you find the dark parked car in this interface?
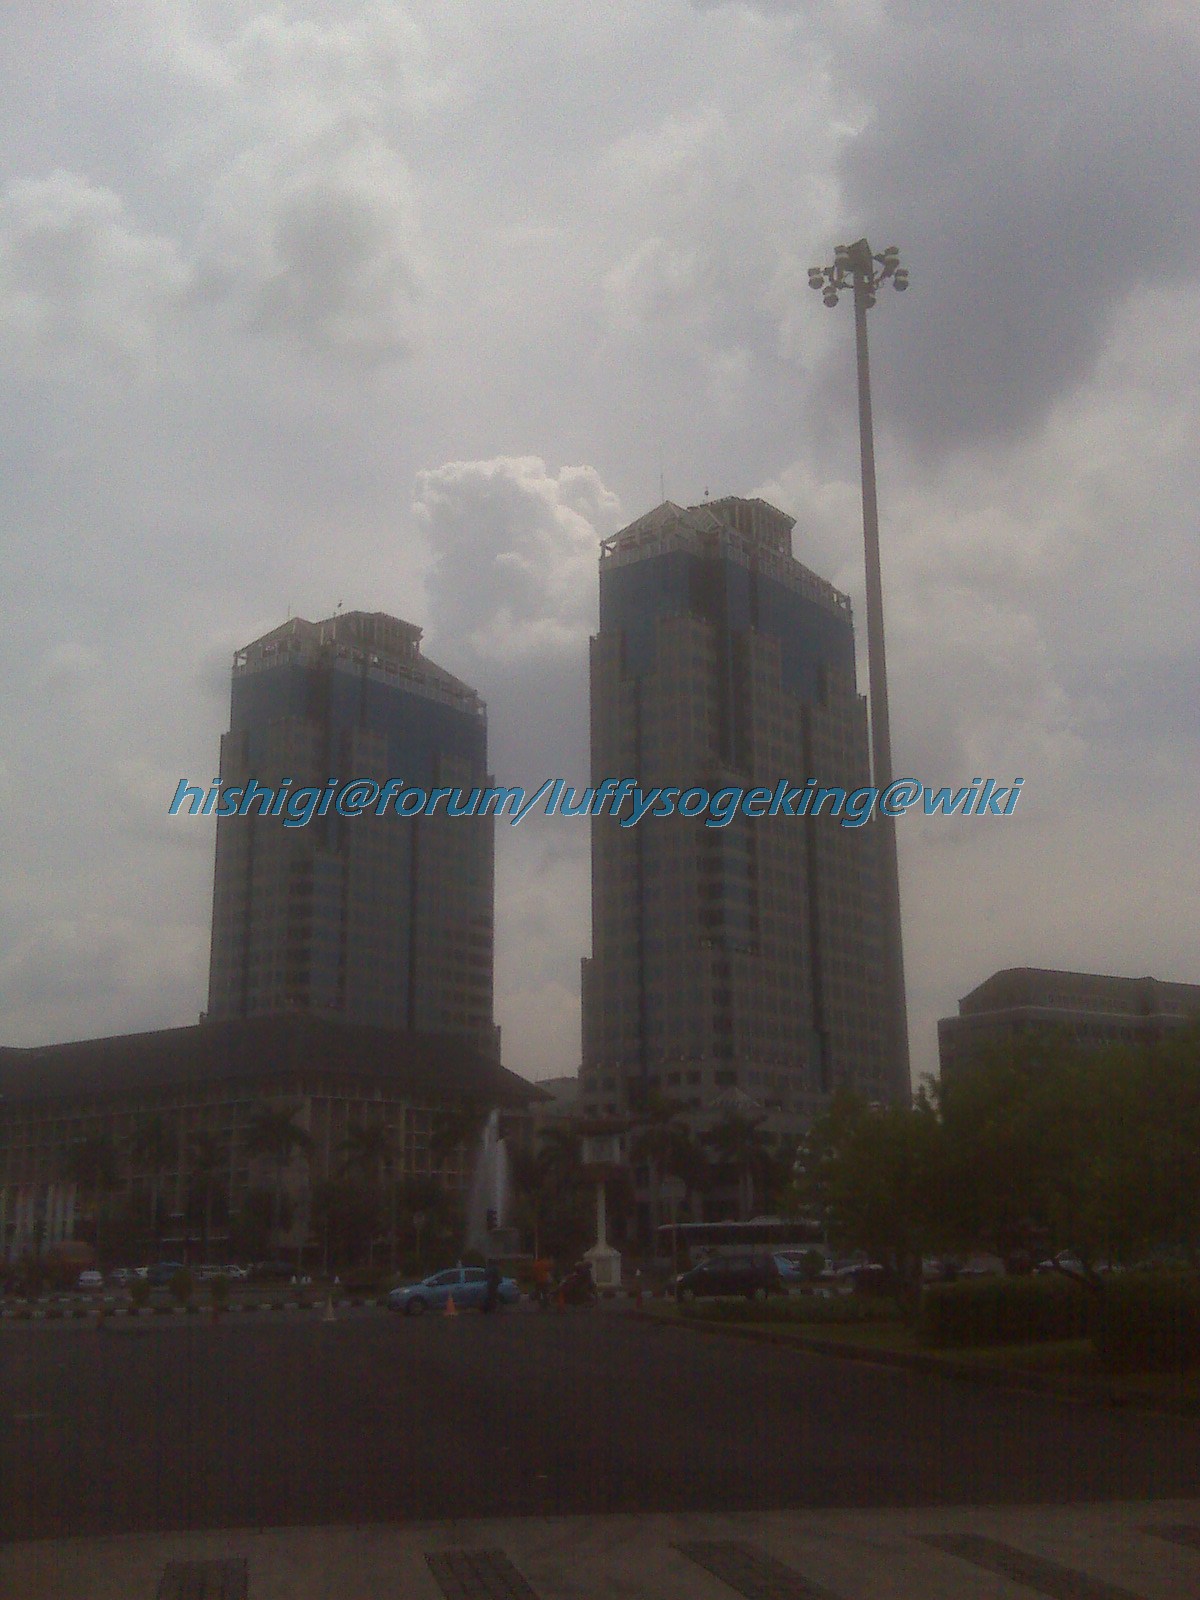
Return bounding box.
[675,1253,783,1303]
[251,1261,296,1282]
[145,1261,185,1288]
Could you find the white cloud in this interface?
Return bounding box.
[0,0,1196,1094]
[415,456,622,663]
[0,170,191,373]
[202,126,426,361]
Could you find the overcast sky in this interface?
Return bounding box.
[2,0,1197,1088]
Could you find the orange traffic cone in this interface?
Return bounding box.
[444,1293,458,1318]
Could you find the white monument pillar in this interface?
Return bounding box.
[580,1126,624,1291]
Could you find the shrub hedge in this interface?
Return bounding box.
[680,1295,901,1325]
[168,1267,194,1305]
[918,1275,1093,1348]
[919,1270,1200,1369]
[1090,1272,1200,1373]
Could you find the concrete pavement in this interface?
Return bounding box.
[5,1499,1200,1598]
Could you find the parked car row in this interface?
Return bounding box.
[71,1262,257,1290]
[670,1250,932,1303]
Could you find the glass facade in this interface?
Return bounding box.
[582,499,888,1127]
[207,612,496,1053]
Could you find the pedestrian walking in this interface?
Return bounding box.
[532,1254,552,1310]
[482,1259,501,1314]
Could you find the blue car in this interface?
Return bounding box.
[387,1266,520,1315]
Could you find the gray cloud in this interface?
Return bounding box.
[0,170,192,373]
[0,1,1196,1087]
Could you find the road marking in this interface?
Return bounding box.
[920,1533,1148,1599]
[426,1548,540,1599]
[676,1540,845,1599]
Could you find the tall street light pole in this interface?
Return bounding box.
[808,239,911,1103]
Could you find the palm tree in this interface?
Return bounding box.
[509,1127,584,1257]
[398,1175,449,1272]
[187,1130,226,1263]
[525,1121,595,1260]
[63,1131,119,1195]
[131,1115,179,1250]
[629,1093,693,1247]
[311,1176,379,1276]
[533,1121,583,1189]
[243,1103,312,1254]
[702,1110,776,1221]
[429,1103,489,1183]
[63,1132,121,1245]
[338,1121,398,1269]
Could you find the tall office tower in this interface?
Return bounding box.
[580,498,890,1128]
[207,611,497,1054]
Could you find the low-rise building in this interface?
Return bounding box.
[938,967,1200,1079]
[0,1015,542,1262]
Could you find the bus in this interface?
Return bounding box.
[656,1218,829,1272]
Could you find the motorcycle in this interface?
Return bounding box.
[555,1264,597,1306]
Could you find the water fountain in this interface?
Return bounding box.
[464,1109,517,1259]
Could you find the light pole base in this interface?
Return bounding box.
[584,1242,621,1289]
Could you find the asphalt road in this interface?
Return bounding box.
[3,1308,1200,1541]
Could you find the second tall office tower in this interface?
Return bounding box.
[581,497,892,1128]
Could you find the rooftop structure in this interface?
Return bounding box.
[938,966,1200,1077]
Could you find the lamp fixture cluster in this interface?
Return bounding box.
[807,241,909,309]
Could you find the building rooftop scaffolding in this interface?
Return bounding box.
[232,611,485,717]
[599,498,851,619]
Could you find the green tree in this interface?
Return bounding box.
[228,1187,280,1261]
[130,1115,179,1250]
[64,1131,119,1193]
[1137,1027,1200,1265]
[397,1174,452,1272]
[807,1089,944,1276]
[338,1121,399,1268]
[187,1130,227,1264]
[429,1104,489,1177]
[509,1122,591,1261]
[936,1036,1067,1259]
[310,1177,380,1273]
[932,1028,1200,1271]
[63,1132,121,1253]
[629,1093,693,1245]
[243,1103,312,1253]
[702,1110,776,1220]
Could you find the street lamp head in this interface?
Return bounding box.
[893,268,909,291]
[823,290,839,307]
[808,269,826,290]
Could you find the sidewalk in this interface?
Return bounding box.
[5,1498,1200,1598]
